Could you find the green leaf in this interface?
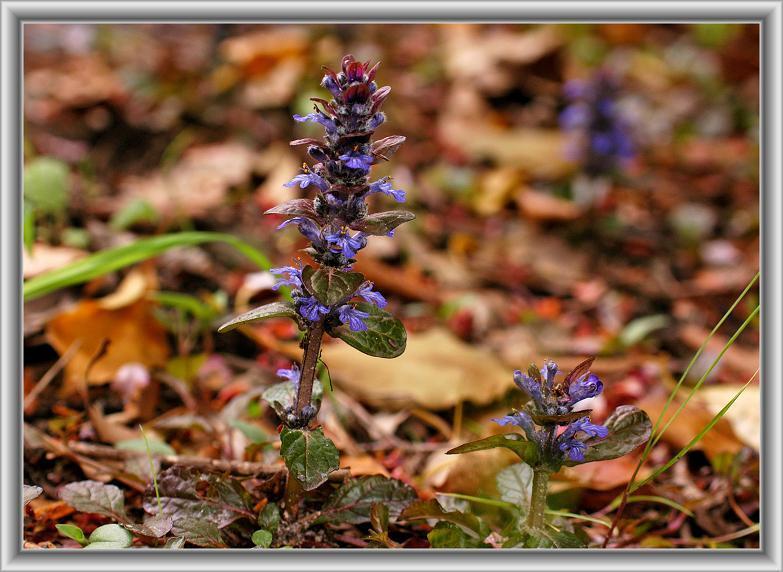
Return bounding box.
[86,524,133,549]
[218,302,299,333]
[279,427,340,491]
[320,475,417,524]
[257,503,280,534]
[401,499,488,538]
[446,433,539,465]
[567,405,652,466]
[230,420,270,444]
[56,523,88,546]
[24,157,70,216]
[428,522,489,548]
[59,481,127,522]
[350,210,415,236]
[496,463,533,509]
[251,529,273,548]
[262,379,323,420]
[503,528,585,548]
[24,231,270,301]
[302,266,365,306]
[328,302,407,358]
[616,314,669,349]
[164,536,186,549]
[110,198,159,230]
[116,438,176,457]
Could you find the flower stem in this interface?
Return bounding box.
[526,468,551,531]
[295,319,325,417]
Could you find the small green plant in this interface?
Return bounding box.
[218,55,414,506]
[56,523,133,549]
[437,357,651,547]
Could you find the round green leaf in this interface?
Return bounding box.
[251,529,273,548]
[302,266,365,306]
[279,427,339,491]
[86,524,133,548]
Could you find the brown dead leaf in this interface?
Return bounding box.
[516,188,584,221]
[556,454,651,492]
[341,454,390,478]
[696,384,760,450]
[423,446,517,493]
[23,243,86,279]
[321,327,514,410]
[27,499,75,522]
[46,298,169,395]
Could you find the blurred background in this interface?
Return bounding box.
[23,24,760,547]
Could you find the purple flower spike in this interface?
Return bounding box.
[284,172,329,192]
[270,265,303,290]
[298,296,330,322]
[568,372,604,404]
[355,282,387,308]
[368,178,406,203]
[339,150,374,172]
[338,305,370,332]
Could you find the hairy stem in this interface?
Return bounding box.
[526,468,551,531]
[295,319,325,416]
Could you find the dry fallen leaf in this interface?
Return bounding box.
[696,384,760,451]
[23,243,86,279]
[46,298,169,394]
[321,327,514,410]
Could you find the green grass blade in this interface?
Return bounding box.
[437,492,517,511]
[629,369,758,494]
[605,494,694,517]
[23,231,270,301]
[139,425,163,514]
[544,510,611,527]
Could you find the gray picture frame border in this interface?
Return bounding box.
[1,2,780,571]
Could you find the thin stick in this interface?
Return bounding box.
[24,340,82,410]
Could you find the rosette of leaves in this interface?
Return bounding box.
[218,55,414,493]
[446,357,651,539]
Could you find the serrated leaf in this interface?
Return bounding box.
[87,524,133,548]
[328,302,406,358]
[279,427,340,491]
[566,405,652,466]
[302,266,364,306]
[496,463,533,509]
[401,499,488,538]
[446,433,539,465]
[251,529,273,548]
[264,199,318,220]
[60,481,127,522]
[23,485,42,507]
[56,523,88,546]
[218,302,299,333]
[320,475,417,524]
[262,379,323,419]
[350,210,415,236]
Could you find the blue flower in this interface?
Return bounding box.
[568,372,603,404]
[560,417,608,442]
[368,178,406,203]
[338,304,370,331]
[339,150,374,172]
[321,74,341,98]
[284,172,329,192]
[559,439,588,462]
[298,296,330,322]
[276,363,301,391]
[294,112,336,134]
[354,282,387,308]
[324,230,367,259]
[368,112,385,130]
[540,360,559,392]
[492,411,540,445]
[277,216,323,247]
[513,370,544,409]
[270,265,303,290]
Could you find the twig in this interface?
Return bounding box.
[24,340,82,411]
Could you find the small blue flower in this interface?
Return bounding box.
[561,417,608,441]
[338,304,370,331]
[294,112,336,134]
[321,74,341,98]
[298,296,330,322]
[540,360,559,392]
[568,372,604,404]
[339,150,374,171]
[270,265,303,290]
[354,282,387,308]
[491,411,540,445]
[324,230,367,259]
[277,216,323,247]
[513,370,544,409]
[276,363,301,391]
[284,172,329,192]
[368,178,406,203]
[368,112,385,130]
[559,438,588,462]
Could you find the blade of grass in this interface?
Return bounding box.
[23,231,270,301]
[140,425,162,514]
[604,495,694,518]
[437,492,517,511]
[629,369,758,494]
[544,510,611,528]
